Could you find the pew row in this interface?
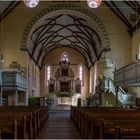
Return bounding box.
[0,106,49,139]
[71,106,140,139]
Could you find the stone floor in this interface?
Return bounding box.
[37,111,81,139]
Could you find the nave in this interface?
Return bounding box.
[1,1,140,139]
[37,111,81,139]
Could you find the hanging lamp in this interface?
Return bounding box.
[87,0,102,8]
[24,0,39,8]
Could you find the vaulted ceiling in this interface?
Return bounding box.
[27,14,102,68]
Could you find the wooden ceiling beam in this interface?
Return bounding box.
[124,1,140,15]
[105,1,131,29]
[111,1,131,28]
[0,1,20,21]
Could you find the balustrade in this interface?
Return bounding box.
[114,60,140,86]
[2,71,27,91]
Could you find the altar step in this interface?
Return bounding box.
[49,110,70,115]
[50,104,71,111]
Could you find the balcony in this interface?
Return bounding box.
[114,60,140,87]
[1,71,27,91]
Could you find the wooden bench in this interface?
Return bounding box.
[0,106,49,139]
[71,106,140,139]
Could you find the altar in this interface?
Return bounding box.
[57,97,71,106]
[48,60,81,96]
[47,59,81,109]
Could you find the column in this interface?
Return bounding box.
[15,90,18,106]
[0,69,2,106]
[73,80,75,93]
[70,80,73,92]
[115,86,119,107]
[25,91,28,106]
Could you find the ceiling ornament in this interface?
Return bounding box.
[23,0,39,8]
[87,0,102,8]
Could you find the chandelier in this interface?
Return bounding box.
[24,0,39,8]
[87,0,102,8]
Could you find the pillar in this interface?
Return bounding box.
[15,90,18,106]
[115,86,119,107]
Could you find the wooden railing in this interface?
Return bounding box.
[2,71,27,91]
[114,60,140,86]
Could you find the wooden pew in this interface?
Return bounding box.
[0,112,29,139]
[71,106,140,139]
[100,119,140,139]
[0,119,17,139]
[0,106,49,139]
[87,111,140,138]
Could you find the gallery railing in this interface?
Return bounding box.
[2,71,27,91]
[114,60,140,87]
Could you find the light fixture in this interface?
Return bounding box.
[24,0,39,8]
[87,0,102,8]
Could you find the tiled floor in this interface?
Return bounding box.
[37,111,81,139]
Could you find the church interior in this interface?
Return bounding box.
[1,0,140,139]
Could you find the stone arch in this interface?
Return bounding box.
[21,3,110,68]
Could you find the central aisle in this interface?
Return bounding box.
[37,111,81,139]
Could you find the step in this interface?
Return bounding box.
[49,110,70,115]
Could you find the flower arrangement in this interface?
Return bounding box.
[55,92,74,97]
[46,92,56,99]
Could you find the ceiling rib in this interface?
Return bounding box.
[28,14,102,68]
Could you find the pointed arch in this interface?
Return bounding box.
[21,3,110,68]
[45,63,52,87]
[61,51,70,63]
[78,63,84,86]
[138,43,140,60]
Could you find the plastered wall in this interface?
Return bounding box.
[27,57,40,97]
[41,47,89,97]
[96,2,131,79]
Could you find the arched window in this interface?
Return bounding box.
[45,64,51,87]
[61,52,69,63]
[47,65,51,80]
[78,64,84,86]
[138,44,140,60]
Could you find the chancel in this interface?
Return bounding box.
[1,0,140,139]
